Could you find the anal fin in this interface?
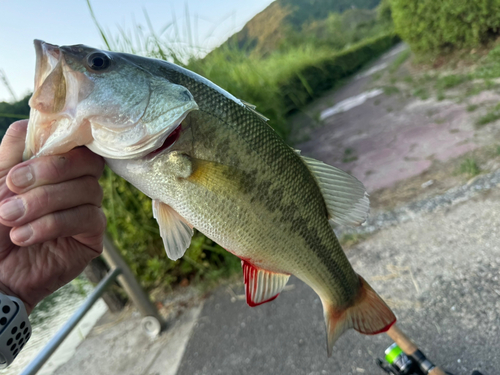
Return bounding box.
[242,260,290,307]
[320,275,396,356]
[152,200,193,261]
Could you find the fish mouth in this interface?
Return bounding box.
[23,40,94,160]
[146,123,183,159]
[24,40,198,161]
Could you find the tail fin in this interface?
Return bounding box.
[320,275,396,356]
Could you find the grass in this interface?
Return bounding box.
[467,104,479,112]
[342,148,358,163]
[457,157,481,177]
[435,74,470,90]
[339,232,370,248]
[476,104,500,127]
[413,87,429,100]
[383,85,400,95]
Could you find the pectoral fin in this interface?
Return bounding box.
[242,260,290,307]
[152,200,193,260]
[300,155,369,226]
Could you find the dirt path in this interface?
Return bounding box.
[290,43,500,209]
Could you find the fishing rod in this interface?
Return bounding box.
[377,325,483,375]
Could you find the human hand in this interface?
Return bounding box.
[0,120,106,314]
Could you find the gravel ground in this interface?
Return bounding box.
[336,167,500,237]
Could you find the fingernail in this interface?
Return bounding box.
[0,198,25,221]
[10,166,34,188]
[11,225,33,243]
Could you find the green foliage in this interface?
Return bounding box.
[281,0,382,29]
[278,33,400,111]
[390,0,500,53]
[376,0,393,24]
[435,74,470,90]
[218,0,390,57]
[0,95,30,138]
[473,43,500,79]
[285,7,393,52]
[467,104,479,112]
[342,147,358,163]
[383,85,400,95]
[413,87,429,100]
[339,232,370,248]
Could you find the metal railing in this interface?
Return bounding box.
[19,235,164,375]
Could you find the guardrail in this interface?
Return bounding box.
[19,234,164,375]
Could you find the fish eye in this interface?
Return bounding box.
[87,52,110,71]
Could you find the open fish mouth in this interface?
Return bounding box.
[24,40,198,160]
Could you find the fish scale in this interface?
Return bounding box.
[25,41,396,355]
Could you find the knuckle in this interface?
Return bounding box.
[33,186,51,210]
[41,212,63,238]
[84,205,107,233]
[93,180,104,203]
[80,176,104,205]
[97,209,107,232]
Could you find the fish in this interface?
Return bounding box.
[24,40,396,355]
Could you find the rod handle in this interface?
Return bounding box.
[385,324,447,375]
[386,324,418,354]
[429,368,447,375]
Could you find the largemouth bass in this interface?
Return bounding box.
[24,40,396,355]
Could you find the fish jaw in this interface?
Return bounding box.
[24,40,95,160]
[24,40,199,160]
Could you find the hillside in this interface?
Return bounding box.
[221,0,382,55]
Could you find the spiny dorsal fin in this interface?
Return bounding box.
[242,260,290,307]
[241,99,269,122]
[300,155,369,226]
[152,200,194,260]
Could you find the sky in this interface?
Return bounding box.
[0,0,274,103]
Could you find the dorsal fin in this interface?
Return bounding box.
[241,100,269,122]
[242,260,290,307]
[300,155,369,226]
[152,200,194,260]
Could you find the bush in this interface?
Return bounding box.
[390,0,500,53]
[279,33,400,110]
[0,95,30,138]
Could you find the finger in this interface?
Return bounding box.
[10,204,106,252]
[0,121,28,178]
[6,147,105,194]
[0,175,103,226]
